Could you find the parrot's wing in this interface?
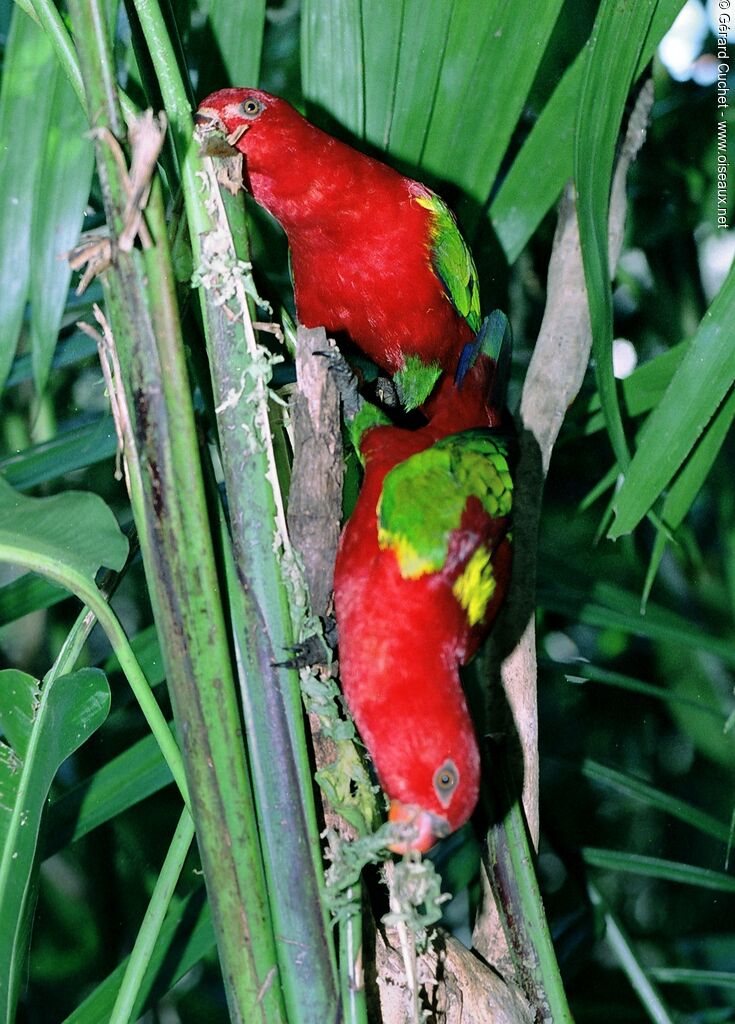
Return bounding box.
[377,431,512,581]
[455,309,512,396]
[410,185,482,335]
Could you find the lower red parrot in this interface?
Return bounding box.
[194,88,481,409]
[333,314,513,852]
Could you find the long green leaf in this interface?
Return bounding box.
[302,0,563,217]
[109,808,195,1024]
[559,662,725,719]
[197,0,266,92]
[301,0,365,136]
[583,760,732,844]
[588,882,676,1024]
[575,0,657,474]
[584,848,735,892]
[642,383,735,605]
[0,573,68,625]
[44,730,174,855]
[0,667,110,1024]
[537,564,735,669]
[420,0,564,210]
[490,0,683,261]
[648,968,735,990]
[611,263,735,537]
[0,418,118,490]
[29,68,94,393]
[0,6,56,392]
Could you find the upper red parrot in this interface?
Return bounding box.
[333,316,513,852]
[194,88,481,409]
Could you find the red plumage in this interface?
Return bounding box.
[333,354,511,852]
[194,88,474,379]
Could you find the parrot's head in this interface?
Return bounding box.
[194,88,307,168]
[379,712,481,854]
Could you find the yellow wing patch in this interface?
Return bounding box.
[377,525,432,579]
[452,546,496,626]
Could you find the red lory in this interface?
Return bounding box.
[332,313,513,852]
[194,88,481,409]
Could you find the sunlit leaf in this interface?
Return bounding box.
[0,475,128,582]
[302,0,564,221]
[575,0,657,475]
[611,263,735,537]
[0,6,56,391]
[29,67,95,393]
[197,0,266,93]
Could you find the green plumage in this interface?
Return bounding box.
[377,431,512,578]
[412,187,482,334]
[348,400,391,462]
[394,355,442,412]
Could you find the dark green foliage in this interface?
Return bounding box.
[0,0,733,1021]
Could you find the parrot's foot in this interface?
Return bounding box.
[374,376,400,408]
[315,348,363,420]
[273,616,338,670]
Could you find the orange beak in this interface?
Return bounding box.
[388,801,450,854]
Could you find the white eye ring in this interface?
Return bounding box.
[433,760,459,807]
[240,98,263,118]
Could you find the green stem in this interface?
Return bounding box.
[339,890,368,1024]
[18,0,137,117]
[0,546,190,806]
[130,3,340,1018]
[109,807,196,1024]
[130,0,211,240]
[67,1,287,1015]
[483,749,573,1023]
[588,882,676,1024]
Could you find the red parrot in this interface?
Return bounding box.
[194,88,481,409]
[333,315,513,853]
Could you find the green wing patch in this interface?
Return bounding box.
[412,185,481,334]
[377,431,512,579]
[349,400,391,463]
[394,355,442,412]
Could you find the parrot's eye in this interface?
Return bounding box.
[240,98,264,118]
[433,760,459,806]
